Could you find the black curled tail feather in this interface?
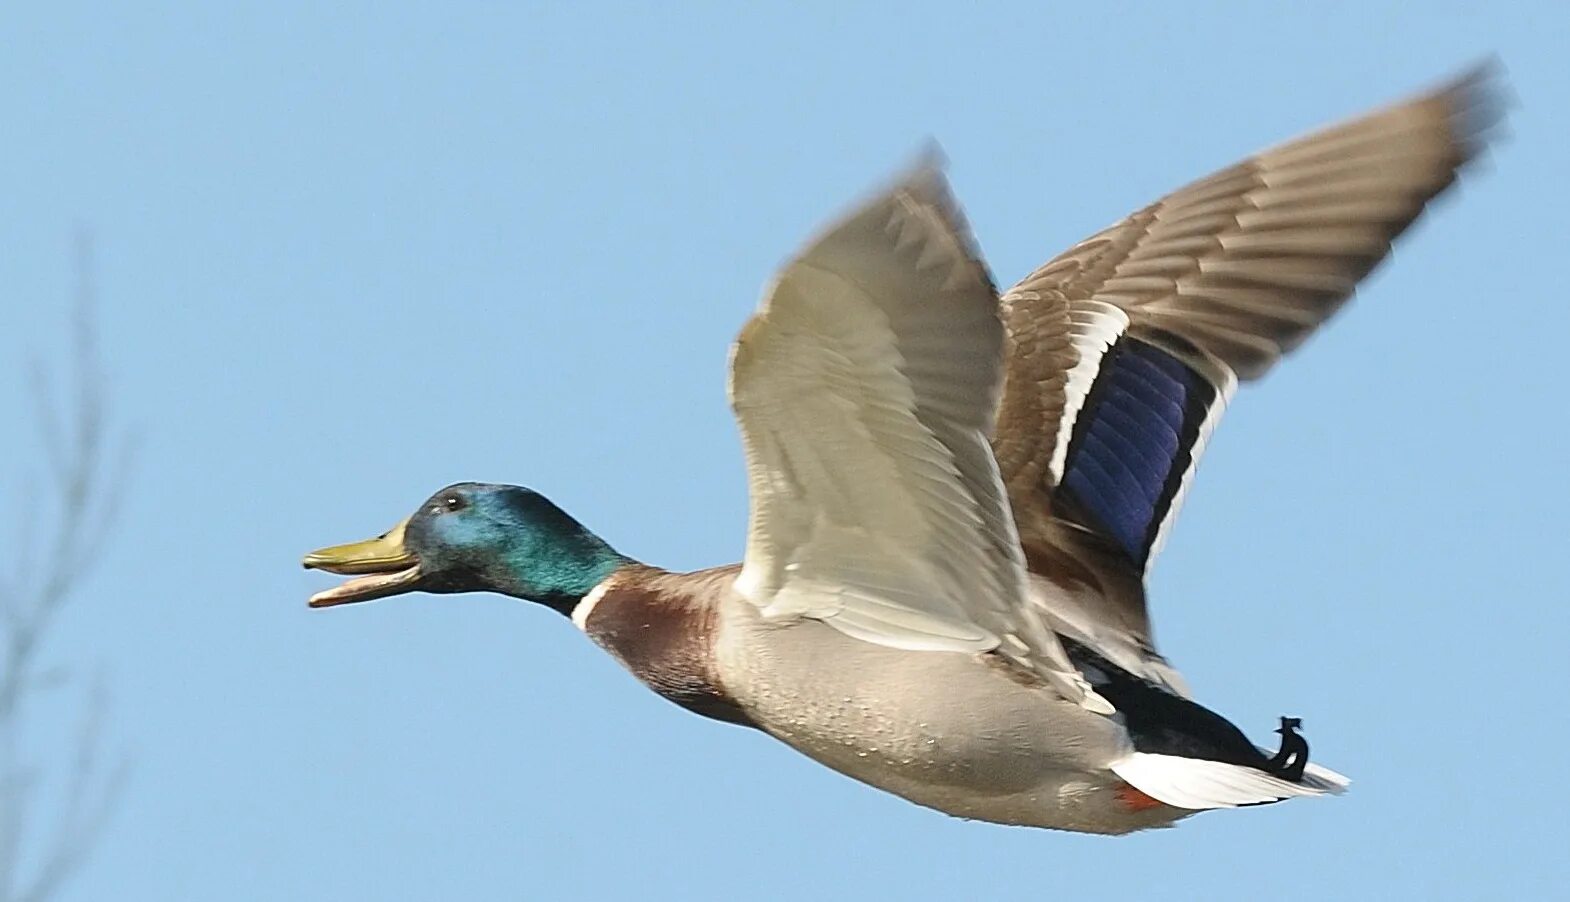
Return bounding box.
[1267,716,1310,782]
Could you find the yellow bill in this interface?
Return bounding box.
[301,517,424,607]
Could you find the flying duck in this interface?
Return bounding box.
[304,68,1497,833]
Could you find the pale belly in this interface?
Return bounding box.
[711,600,1190,834]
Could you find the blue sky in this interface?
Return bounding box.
[3,2,1567,899]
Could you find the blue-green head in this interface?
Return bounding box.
[303,482,627,615]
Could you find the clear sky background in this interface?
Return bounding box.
[3,2,1567,899]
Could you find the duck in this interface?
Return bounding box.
[303,68,1498,834]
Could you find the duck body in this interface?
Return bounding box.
[577,563,1174,834]
[578,561,1332,834]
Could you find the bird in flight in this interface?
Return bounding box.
[305,67,1498,834]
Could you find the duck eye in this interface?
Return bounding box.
[442,494,466,512]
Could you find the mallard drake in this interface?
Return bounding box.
[304,69,1497,834]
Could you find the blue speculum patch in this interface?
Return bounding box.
[1058,338,1217,567]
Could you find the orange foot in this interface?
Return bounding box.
[1116,782,1164,812]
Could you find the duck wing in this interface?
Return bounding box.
[991,67,1501,683]
[729,161,1109,712]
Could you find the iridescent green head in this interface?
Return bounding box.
[303,483,627,615]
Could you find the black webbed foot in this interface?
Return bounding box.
[1266,716,1309,782]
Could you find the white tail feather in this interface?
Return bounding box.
[1112,752,1350,810]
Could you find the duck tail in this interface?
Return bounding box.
[1111,753,1350,810]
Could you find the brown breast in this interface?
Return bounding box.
[577,563,756,728]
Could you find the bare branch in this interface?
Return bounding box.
[0,232,131,902]
[14,674,126,902]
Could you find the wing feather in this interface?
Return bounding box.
[991,66,1501,674]
[730,164,1105,709]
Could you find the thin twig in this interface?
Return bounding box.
[0,233,130,902]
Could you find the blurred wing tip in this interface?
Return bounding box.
[911,138,949,174]
[895,150,959,215]
[1440,59,1511,158]
[885,150,995,289]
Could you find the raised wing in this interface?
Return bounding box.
[998,67,1500,589]
[729,163,1107,711]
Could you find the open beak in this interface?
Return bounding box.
[302,517,425,607]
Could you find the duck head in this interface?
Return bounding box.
[303,482,626,615]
